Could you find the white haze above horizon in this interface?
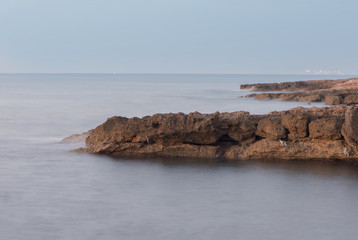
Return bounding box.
[0,0,357,74]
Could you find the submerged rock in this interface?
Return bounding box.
[61,130,92,144]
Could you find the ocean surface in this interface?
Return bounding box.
[1,73,358,240]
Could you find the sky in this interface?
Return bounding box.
[0,0,357,74]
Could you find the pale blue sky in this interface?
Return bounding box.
[0,0,357,74]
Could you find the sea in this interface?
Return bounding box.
[1,73,358,240]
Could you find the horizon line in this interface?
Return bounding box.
[0,72,357,76]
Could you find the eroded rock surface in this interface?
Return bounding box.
[325,95,342,105]
[282,110,309,139]
[309,118,343,140]
[85,111,259,154]
[256,117,287,140]
[77,106,358,163]
[341,106,358,155]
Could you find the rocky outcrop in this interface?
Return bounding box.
[240,78,353,92]
[77,106,358,163]
[242,78,358,105]
[85,111,259,154]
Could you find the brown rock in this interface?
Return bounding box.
[240,79,350,92]
[256,117,287,140]
[309,118,342,140]
[243,78,358,106]
[81,107,358,162]
[279,93,301,101]
[325,95,342,105]
[281,110,309,139]
[227,119,256,142]
[109,143,220,159]
[225,139,351,161]
[333,79,358,90]
[85,112,259,154]
[343,95,358,105]
[86,113,221,153]
[342,106,358,155]
[70,147,89,153]
[297,94,322,102]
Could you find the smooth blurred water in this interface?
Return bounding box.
[1,73,358,240]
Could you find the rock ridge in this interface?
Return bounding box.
[241,78,358,105]
[78,106,358,163]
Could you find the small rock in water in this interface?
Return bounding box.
[60,130,92,144]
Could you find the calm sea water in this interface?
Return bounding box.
[1,73,358,240]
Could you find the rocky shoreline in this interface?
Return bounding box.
[242,78,358,105]
[71,78,358,163]
[73,105,358,163]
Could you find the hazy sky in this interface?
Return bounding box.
[0,0,357,74]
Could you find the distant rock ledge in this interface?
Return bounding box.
[241,78,358,105]
[73,105,358,163]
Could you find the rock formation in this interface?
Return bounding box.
[240,79,348,92]
[61,131,92,144]
[341,106,358,155]
[76,106,358,163]
[241,78,358,105]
